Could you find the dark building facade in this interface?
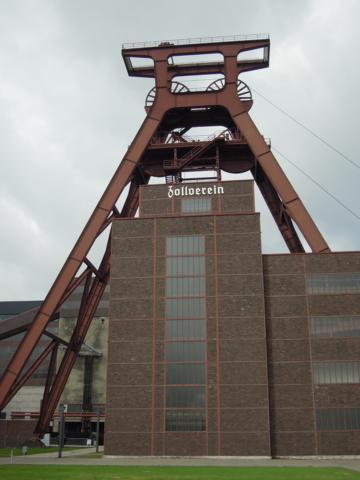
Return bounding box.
[0,302,42,377]
[105,180,360,456]
[0,297,108,445]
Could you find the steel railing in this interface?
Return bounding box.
[122,34,269,50]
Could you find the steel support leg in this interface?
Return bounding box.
[231,110,330,253]
[0,113,162,409]
[252,163,305,253]
[34,176,144,435]
[2,340,56,407]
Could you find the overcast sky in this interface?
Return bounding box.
[1,0,360,300]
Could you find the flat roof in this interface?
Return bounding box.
[0,301,42,316]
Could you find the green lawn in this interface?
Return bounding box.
[0,466,359,480]
[0,447,81,457]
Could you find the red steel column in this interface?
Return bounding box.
[0,113,162,408]
[230,110,330,253]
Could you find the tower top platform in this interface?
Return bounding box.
[122,34,270,78]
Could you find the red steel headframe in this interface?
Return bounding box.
[0,36,330,435]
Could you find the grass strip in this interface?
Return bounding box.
[0,466,359,480]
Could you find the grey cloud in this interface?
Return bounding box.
[0,0,359,299]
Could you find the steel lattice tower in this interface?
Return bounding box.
[0,35,330,436]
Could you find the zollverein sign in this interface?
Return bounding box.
[168,184,224,199]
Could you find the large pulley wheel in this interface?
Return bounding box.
[206,78,252,102]
[145,81,190,109]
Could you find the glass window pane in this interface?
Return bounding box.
[164,234,207,431]
[313,362,360,384]
[166,387,205,407]
[166,256,205,276]
[166,410,206,431]
[166,236,205,256]
[166,342,206,362]
[316,408,360,430]
[311,316,360,337]
[307,273,360,294]
[166,277,205,297]
[166,298,206,319]
[181,198,212,214]
[166,364,205,384]
[166,320,206,340]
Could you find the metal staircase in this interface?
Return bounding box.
[163,133,224,175]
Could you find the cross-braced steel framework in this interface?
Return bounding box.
[0,36,330,436]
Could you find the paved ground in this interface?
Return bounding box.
[1,447,360,472]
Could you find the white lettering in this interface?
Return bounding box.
[168,183,225,198]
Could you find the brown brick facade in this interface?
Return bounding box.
[0,420,38,448]
[105,181,360,456]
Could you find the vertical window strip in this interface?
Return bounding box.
[165,235,207,431]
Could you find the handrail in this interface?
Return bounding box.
[153,133,271,147]
[151,129,245,145]
[122,34,269,50]
[167,129,229,170]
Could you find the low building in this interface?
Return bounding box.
[0,301,45,420]
[0,297,108,446]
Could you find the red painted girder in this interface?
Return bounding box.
[35,258,110,433]
[252,164,304,253]
[231,111,330,253]
[2,340,56,407]
[35,180,143,435]
[0,113,161,408]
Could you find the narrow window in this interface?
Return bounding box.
[164,235,207,431]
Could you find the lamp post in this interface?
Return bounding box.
[58,404,65,458]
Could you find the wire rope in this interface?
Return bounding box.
[272,146,360,221]
[253,88,360,171]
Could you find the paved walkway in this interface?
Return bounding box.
[1,447,360,472]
